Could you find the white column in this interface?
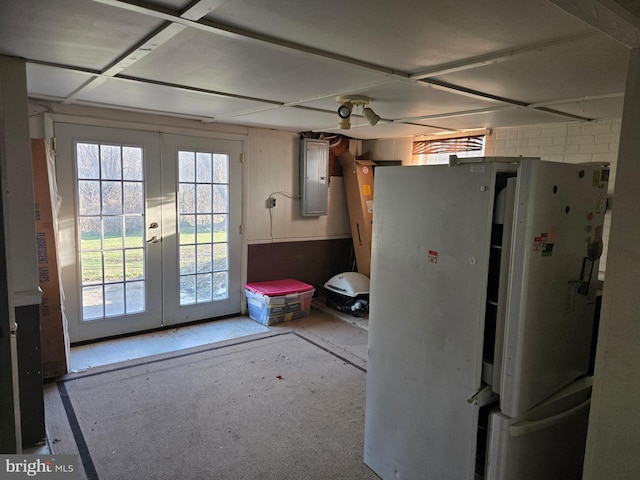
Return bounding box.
[583,47,640,480]
[0,54,37,453]
[0,56,39,306]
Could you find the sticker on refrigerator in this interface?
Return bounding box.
[533,236,542,252]
[427,250,438,264]
[534,232,551,255]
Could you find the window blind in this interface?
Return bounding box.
[413,135,485,155]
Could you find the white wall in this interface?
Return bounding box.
[486,119,620,277]
[485,119,620,187]
[365,119,621,277]
[27,102,351,248]
[1,56,39,307]
[583,47,640,480]
[29,101,620,271]
[244,128,350,243]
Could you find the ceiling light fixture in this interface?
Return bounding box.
[336,95,380,129]
[338,101,352,129]
[362,107,381,126]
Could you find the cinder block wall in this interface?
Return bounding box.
[486,119,621,278]
[486,119,620,172]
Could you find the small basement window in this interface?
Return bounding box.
[412,131,487,165]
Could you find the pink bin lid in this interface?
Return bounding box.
[245,279,313,296]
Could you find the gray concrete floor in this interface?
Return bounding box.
[69,299,367,372]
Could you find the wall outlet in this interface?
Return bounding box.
[266,197,276,208]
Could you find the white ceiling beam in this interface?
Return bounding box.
[47,0,603,128]
[410,31,599,79]
[28,55,601,128]
[88,0,596,124]
[394,106,514,124]
[528,92,624,108]
[64,0,225,104]
[180,0,228,21]
[91,0,404,78]
[421,79,592,122]
[548,0,640,47]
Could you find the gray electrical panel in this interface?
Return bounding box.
[299,138,329,216]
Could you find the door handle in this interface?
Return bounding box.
[509,398,590,437]
[146,236,161,244]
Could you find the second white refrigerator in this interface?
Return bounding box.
[364,157,608,479]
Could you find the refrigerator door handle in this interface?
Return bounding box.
[509,398,590,437]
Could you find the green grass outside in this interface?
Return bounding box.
[81,232,227,283]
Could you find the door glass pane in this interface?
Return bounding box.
[103,217,123,249]
[179,215,195,244]
[78,181,101,215]
[197,215,212,243]
[122,147,143,181]
[212,271,228,300]
[102,181,122,215]
[213,214,228,242]
[77,143,100,179]
[197,273,213,302]
[125,217,144,248]
[180,275,196,305]
[178,149,230,305]
[105,283,125,317]
[196,152,212,183]
[180,245,196,275]
[76,142,146,321]
[126,282,145,314]
[83,285,104,320]
[101,145,122,180]
[123,182,143,214]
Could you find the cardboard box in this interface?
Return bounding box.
[32,139,69,378]
[39,303,70,379]
[338,152,375,276]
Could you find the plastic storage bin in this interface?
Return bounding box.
[245,279,315,325]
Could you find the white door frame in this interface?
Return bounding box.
[55,123,164,342]
[51,117,246,342]
[161,133,244,326]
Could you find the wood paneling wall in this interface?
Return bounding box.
[247,238,354,292]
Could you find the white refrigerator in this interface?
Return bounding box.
[364,157,608,479]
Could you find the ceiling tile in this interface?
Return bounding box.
[416,107,571,130]
[220,106,338,132]
[26,63,94,99]
[549,96,625,119]
[118,28,390,103]
[299,80,504,122]
[0,0,167,70]
[207,0,592,73]
[75,77,274,120]
[1,0,630,138]
[432,33,628,105]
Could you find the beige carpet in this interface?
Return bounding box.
[47,328,378,479]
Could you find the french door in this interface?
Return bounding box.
[55,123,242,343]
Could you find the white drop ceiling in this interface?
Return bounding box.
[0,0,633,139]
